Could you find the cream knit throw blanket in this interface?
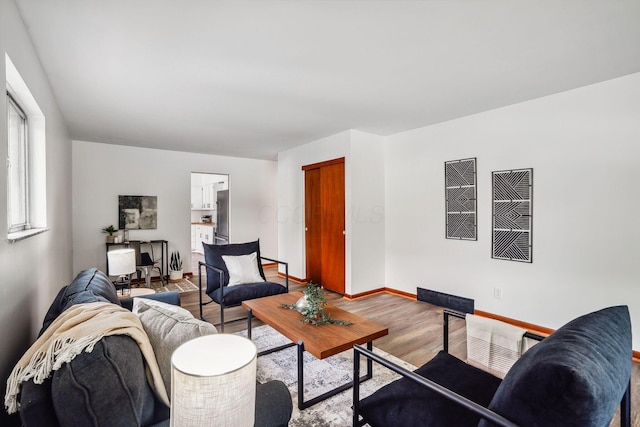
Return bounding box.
[4,301,169,414]
[466,313,527,379]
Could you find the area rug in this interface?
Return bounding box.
[149,277,199,293]
[236,325,417,426]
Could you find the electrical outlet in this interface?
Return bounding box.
[494,287,503,299]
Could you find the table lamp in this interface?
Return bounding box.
[171,334,257,427]
[107,248,136,295]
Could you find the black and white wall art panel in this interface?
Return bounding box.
[491,169,533,262]
[119,195,158,230]
[445,158,477,240]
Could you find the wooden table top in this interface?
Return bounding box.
[242,292,388,359]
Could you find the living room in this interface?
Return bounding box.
[2,1,640,426]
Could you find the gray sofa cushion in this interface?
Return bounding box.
[133,298,217,395]
[479,305,632,427]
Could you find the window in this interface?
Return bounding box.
[5,53,47,242]
[7,93,29,232]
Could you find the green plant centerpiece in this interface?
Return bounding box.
[281,283,352,326]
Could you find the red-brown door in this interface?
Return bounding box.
[303,158,345,294]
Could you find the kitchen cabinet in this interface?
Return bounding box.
[191,225,197,251]
[202,225,214,246]
[202,183,216,209]
[191,187,203,209]
[193,224,215,254]
[192,183,221,211]
[194,225,203,253]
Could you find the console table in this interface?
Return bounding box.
[105,239,169,283]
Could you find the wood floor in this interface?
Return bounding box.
[179,266,638,427]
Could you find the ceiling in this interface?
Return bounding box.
[15,0,640,160]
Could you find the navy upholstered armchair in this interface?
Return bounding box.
[353,305,632,427]
[198,240,289,332]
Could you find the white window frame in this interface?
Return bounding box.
[7,92,30,233]
[6,54,48,243]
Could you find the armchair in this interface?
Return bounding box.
[198,240,289,332]
[353,306,632,427]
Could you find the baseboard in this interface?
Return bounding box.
[474,309,554,337]
[344,288,386,300]
[345,287,416,300]
[276,271,307,284]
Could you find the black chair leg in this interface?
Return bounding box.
[220,302,225,333]
[198,263,204,320]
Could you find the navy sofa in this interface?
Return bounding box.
[354,305,632,427]
[18,268,292,427]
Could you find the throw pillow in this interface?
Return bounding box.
[133,298,217,396]
[222,253,265,286]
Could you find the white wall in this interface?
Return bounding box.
[349,130,386,294]
[0,1,73,425]
[72,141,278,275]
[277,130,386,294]
[385,73,640,347]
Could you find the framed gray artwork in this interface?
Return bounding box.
[118,195,157,230]
[445,158,477,240]
[491,169,532,262]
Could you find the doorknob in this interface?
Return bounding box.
[305,227,308,231]
[343,230,346,235]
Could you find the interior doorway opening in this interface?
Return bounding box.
[190,173,229,273]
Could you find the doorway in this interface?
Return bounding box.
[190,173,229,272]
[303,158,345,294]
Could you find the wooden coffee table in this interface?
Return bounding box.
[242,292,388,409]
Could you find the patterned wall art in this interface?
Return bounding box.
[445,158,477,240]
[491,169,533,262]
[118,195,158,230]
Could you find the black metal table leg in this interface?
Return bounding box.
[297,341,305,410]
[297,340,375,410]
[247,314,295,356]
[365,341,373,380]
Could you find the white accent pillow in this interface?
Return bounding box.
[222,252,265,286]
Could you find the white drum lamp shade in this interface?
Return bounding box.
[107,248,136,276]
[171,334,257,427]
